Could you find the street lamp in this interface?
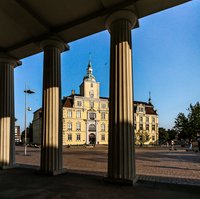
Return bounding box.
[24,86,35,156]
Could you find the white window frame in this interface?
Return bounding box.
[76,110,81,118]
[68,134,72,141]
[76,134,81,141]
[67,123,72,131]
[101,112,105,120]
[77,101,82,107]
[76,122,81,131]
[67,110,72,118]
[101,123,105,132]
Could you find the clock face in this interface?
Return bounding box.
[89,90,94,98]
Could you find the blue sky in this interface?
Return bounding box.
[15,0,200,131]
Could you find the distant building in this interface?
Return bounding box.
[134,100,159,145]
[32,108,42,145]
[32,61,158,145]
[15,126,21,143]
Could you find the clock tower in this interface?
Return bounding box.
[79,61,100,99]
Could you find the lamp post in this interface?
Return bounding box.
[24,85,35,156]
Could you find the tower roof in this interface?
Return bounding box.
[83,61,96,82]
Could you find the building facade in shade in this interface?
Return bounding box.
[32,108,42,145]
[32,62,159,145]
[15,126,21,143]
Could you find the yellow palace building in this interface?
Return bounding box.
[32,61,159,146]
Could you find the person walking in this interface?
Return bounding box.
[170,140,174,150]
[187,139,193,151]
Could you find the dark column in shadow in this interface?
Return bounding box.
[0,54,21,169]
[40,38,68,175]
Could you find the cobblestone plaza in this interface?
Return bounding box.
[15,145,200,186]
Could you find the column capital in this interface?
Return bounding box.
[0,53,21,67]
[40,38,69,52]
[105,9,138,32]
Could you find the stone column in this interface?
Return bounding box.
[40,39,67,175]
[0,54,20,169]
[105,10,138,184]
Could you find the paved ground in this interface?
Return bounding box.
[15,145,200,186]
[0,145,200,199]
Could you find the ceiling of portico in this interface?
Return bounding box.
[0,0,191,60]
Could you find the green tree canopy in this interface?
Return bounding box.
[174,102,200,139]
[159,127,169,143]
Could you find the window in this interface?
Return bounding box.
[67,123,72,131]
[76,134,81,141]
[101,112,105,120]
[77,101,82,107]
[89,90,94,98]
[101,134,105,141]
[152,117,155,124]
[67,110,72,118]
[152,136,155,141]
[101,123,105,132]
[139,135,143,141]
[139,107,144,112]
[76,110,81,118]
[140,116,143,123]
[68,134,72,141]
[146,135,149,141]
[101,103,106,108]
[76,123,81,131]
[146,116,149,123]
[152,124,155,131]
[139,124,143,130]
[89,112,96,120]
[89,124,96,132]
[146,124,149,131]
[91,83,93,87]
[134,124,136,130]
[134,115,136,122]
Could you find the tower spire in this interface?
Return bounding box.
[83,59,96,82]
[89,52,92,65]
[148,91,152,104]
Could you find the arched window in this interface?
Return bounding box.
[89,124,96,132]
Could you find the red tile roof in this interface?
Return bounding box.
[63,97,74,108]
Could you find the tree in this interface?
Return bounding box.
[174,102,200,139]
[167,129,177,141]
[174,112,190,139]
[159,127,169,143]
[188,102,200,137]
[21,122,33,144]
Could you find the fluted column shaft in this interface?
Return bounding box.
[106,10,137,183]
[0,60,15,168]
[40,40,66,174]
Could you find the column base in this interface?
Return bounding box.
[0,164,16,170]
[104,175,138,185]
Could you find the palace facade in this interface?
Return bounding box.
[32,62,158,145]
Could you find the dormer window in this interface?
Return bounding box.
[138,107,144,112]
[77,101,82,107]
